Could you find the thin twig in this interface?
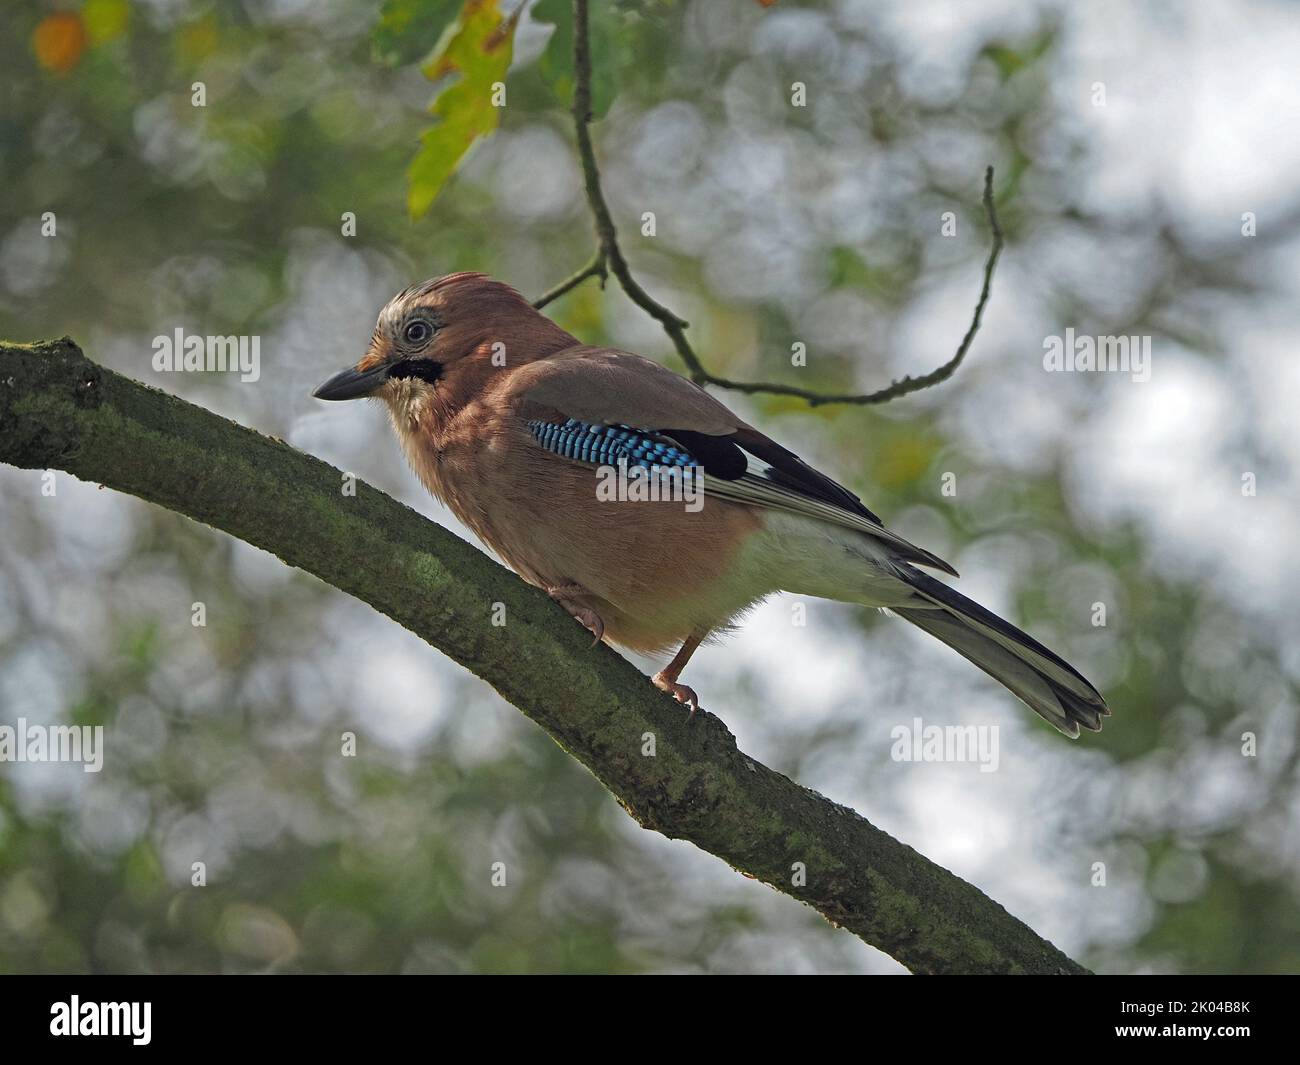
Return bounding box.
[532,249,607,309]
[542,0,1004,408]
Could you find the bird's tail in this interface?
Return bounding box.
[891,568,1109,738]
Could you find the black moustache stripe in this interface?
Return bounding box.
[387,359,443,384]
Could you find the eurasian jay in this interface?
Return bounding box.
[314,272,1109,737]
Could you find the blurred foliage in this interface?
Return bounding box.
[532,0,673,118]
[373,0,464,67]
[0,0,1297,974]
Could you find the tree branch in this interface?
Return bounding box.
[532,248,607,310]
[538,0,1004,408]
[0,338,1087,975]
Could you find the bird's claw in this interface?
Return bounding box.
[574,606,604,646]
[653,673,700,718]
[547,585,604,646]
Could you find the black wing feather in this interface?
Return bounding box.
[731,427,884,524]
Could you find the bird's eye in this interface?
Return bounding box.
[404,319,432,345]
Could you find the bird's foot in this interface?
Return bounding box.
[547,584,605,646]
[652,672,700,718]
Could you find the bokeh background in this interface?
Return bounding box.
[2,0,1298,974]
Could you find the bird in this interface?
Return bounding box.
[313,272,1109,737]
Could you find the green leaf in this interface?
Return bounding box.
[979,27,1058,84]
[372,0,463,67]
[406,0,520,220]
[981,44,1025,81]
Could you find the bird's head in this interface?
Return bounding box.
[312,271,573,415]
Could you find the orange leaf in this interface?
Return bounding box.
[33,12,87,74]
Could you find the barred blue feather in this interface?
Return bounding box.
[527,419,697,470]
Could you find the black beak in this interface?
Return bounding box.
[312,362,389,401]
